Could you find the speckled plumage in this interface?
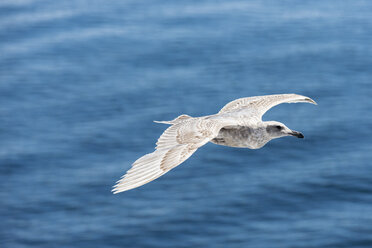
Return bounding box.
[112,94,317,193]
[211,126,268,149]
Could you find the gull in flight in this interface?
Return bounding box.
[113,94,316,193]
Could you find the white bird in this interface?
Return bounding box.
[112,93,317,193]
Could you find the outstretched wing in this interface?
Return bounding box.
[112,118,229,193]
[112,144,197,193]
[218,94,317,119]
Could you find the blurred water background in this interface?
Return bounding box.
[1,0,372,247]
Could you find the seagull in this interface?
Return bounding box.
[112,94,317,193]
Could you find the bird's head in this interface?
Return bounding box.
[264,121,304,139]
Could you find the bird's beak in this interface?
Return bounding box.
[289,130,304,138]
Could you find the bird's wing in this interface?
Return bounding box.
[112,118,231,193]
[218,94,317,119]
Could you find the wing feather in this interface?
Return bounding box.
[112,118,229,193]
[112,150,167,193]
[218,94,316,119]
[155,124,180,150]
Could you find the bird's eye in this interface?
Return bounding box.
[275,125,282,130]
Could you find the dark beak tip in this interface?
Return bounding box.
[291,131,304,138]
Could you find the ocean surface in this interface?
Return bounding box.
[1,0,372,247]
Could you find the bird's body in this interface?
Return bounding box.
[113,94,316,193]
[211,125,267,149]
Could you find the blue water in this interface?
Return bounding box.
[1,0,372,247]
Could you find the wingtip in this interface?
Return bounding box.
[111,185,119,194]
[293,94,317,105]
[112,182,125,194]
[111,185,136,194]
[305,97,317,105]
[112,186,125,194]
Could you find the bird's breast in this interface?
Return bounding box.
[210,126,268,149]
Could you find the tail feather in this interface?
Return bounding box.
[154,120,173,124]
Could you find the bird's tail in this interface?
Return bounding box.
[153,120,173,124]
[154,114,192,125]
